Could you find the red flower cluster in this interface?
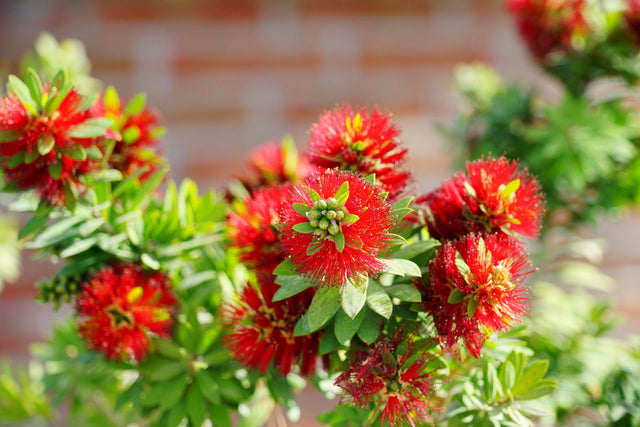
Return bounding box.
[334,333,437,427]
[239,140,309,193]
[0,79,107,206]
[76,263,177,362]
[95,87,165,181]
[308,104,410,200]
[507,0,588,62]
[418,156,544,241]
[279,169,395,286]
[223,275,323,377]
[420,234,532,358]
[626,0,640,44]
[227,185,290,275]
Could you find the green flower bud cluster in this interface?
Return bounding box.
[37,274,84,309]
[305,197,348,240]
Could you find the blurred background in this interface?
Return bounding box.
[0,0,638,424]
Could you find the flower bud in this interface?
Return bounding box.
[326,197,338,209]
[315,200,328,210]
[318,218,329,230]
[327,221,340,235]
[325,210,337,220]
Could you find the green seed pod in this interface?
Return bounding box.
[315,199,328,210]
[327,221,340,235]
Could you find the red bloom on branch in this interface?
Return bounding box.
[227,185,290,275]
[418,156,544,241]
[279,169,395,286]
[419,233,532,357]
[507,0,588,62]
[223,275,324,377]
[307,104,411,200]
[334,333,438,427]
[76,263,177,362]
[235,139,310,197]
[0,75,109,206]
[96,87,166,181]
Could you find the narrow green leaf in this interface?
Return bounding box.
[394,207,413,220]
[341,276,368,319]
[62,144,87,161]
[499,361,516,390]
[306,239,323,255]
[448,288,465,304]
[18,205,53,239]
[467,296,478,317]
[7,151,24,167]
[195,370,221,404]
[167,401,186,427]
[86,145,103,160]
[124,92,147,117]
[210,401,232,427]
[334,181,350,206]
[186,386,207,427]
[455,251,472,277]
[59,236,99,258]
[512,360,550,397]
[356,307,380,344]
[343,213,359,225]
[47,162,62,180]
[364,173,376,185]
[334,306,365,344]
[319,327,340,354]
[380,258,422,277]
[273,275,314,301]
[516,378,558,400]
[293,203,311,217]
[8,75,37,115]
[294,286,340,336]
[392,196,413,210]
[37,134,55,156]
[333,231,345,252]
[366,280,393,319]
[129,167,167,208]
[0,131,21,142]
[308,188,322,203]
[25,68,44,109]
[386,284,421,302]
[67,118,112,138]
[501,178,520,200]
[292,222,315,233]
[141,253,160,270]
[392,239,440,260]
[273,259,297,276]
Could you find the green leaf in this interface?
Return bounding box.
[124,92,147,117]
[356,307,380,344]
[273,275,314,301]
[319,327,340,354]
[0,130,21,142]
[364,173,376,185]
[447,288,465,304]
[333,231,345,252]
[308,188,322,203]
[195,370,221,404]
[385,284,421,302]
[343,213,359,225]
[392,239,440,260]
[334,306,365,344]
[85,145,103,160]
[334,181,350,206]
[18,204,53,239]
[167,401,187,427]
[501,178,520,200]
[48,162,62,180]
[380,258,422,277]
[25,68,44,109]
[511,360,549,397]
[210,402,232,427]
[292,222,315,233]
[62,144,87,161]
[186,385,207,427]
[27,216,83,248]
[341,275,368,319]
[366,280,393,319]
[122,125,141,143]
[141,252,160,270]
[59,236,99,258]
[292,203,311,217]
[8,75,37,115]
[455,250,472,277]
[499,360,516,390]
[294,286,340,336]
[104,86,121,112]
[142,374,187,409]
[273,259,297,276]
[483,360,501,402]
[67,118,112,138]
[516,379,557,400]
[467,296,478,317]
[155,338,185,360]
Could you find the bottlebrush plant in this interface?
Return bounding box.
[0,4,638,424]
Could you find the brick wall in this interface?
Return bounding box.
[0,0,638,424]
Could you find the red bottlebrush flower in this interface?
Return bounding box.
[223,275,324,377]
[507,0,588,62]
[76,263,177,362]
[238,138,310,194]
[227,185,290,275]
[419,233,532,358]
[307,104,411,200]
[279,169,396,286]
[96,87,166,181]
[0,75,109,206]
[334,333,438,427]
[418,156,544,241]
[626,0,640,44]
